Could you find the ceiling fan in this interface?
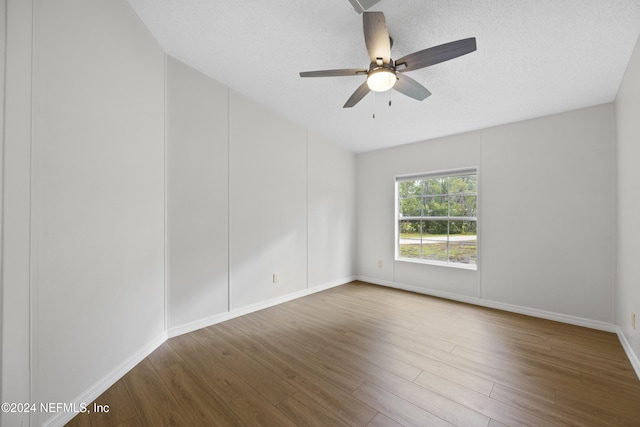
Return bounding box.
[300,12,476,108]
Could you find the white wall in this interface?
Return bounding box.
[166,57,229,330]
[229,92,309,309]
[481,107,615,321]
[356,148,396,284]
[30,1,166,425]
[167,65,358,322]
[357,104,616,325]
[1,1,33,425]
[0,0,4,409]
[308,132,357,288]
[165,59,357,334]
[1,1,166,426]
[616,33,640,365]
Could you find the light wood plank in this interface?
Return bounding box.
[156,362,244,426]
[352,381,455,427]
[166,333,252,403]
[146,341,184,372]
[190,327,298,405]
[368,369,490,427]
[367,413,405,427]
[65,379,139,427]
[414,369,562,427]
[236,322,367,393]
[122,359,191,426]
[490,382,617,427]
[243,340,378,426]
[227,390,298,427]
[277,392,351,427]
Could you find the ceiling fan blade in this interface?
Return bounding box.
[343,81,371,108]
[396,37,476,73]
[363,12,391,64]
[393,74,431,101]
[347,0,382,14]
[300,69,368,78]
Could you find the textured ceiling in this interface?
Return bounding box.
[127,0,640,153]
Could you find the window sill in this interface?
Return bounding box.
[395,257,478,271]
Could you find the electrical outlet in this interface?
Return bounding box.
[273,273,278,283]
[377,260,382,268]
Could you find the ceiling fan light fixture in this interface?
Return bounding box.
[367,68,396,92]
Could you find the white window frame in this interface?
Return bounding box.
[395,167,478,270]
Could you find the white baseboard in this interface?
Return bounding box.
[357,275,617,333]
[616,327,640,380]
[168,276,356,338]
[43,333,168,427]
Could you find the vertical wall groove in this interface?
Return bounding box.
[0,0,7,408]
[163,52,169,333]
[28,0,35,418]
[227,87,231,312]
[1,0,34,425]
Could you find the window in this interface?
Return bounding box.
[396,168,477,268]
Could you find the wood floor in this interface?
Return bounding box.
[67,281,640,427]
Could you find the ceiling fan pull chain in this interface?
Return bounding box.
[373,91,377,118]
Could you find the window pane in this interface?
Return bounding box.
[449,175,477,194]
[399,220,422,258]
[398,181,421,198]
[423,219,447,237]
[421,220,449,262]
[449,221,477,264]
[399,219,421,236]
[425,178,447,195]
[399,196,422,217]
[423,195,448,216]
[449,195,477,217]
